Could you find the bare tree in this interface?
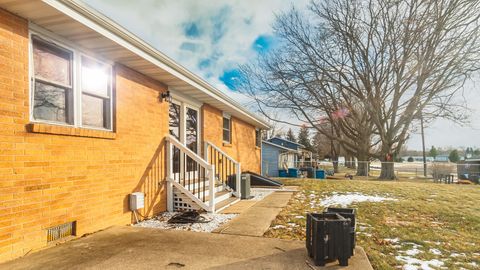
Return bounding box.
[239,0,480,179]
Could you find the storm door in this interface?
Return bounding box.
[168,99,201,179]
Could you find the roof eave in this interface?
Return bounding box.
[45,0,271,129]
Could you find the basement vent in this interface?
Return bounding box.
[46,221,76,242]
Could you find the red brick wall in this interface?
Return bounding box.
[202,104,261,173]
[0,7,262,263]
[0,9,169,262]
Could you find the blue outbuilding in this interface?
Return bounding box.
[262,140,298,177]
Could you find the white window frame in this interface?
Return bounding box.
[28,24,114,132]
[79,54,113,130]
[222,112,231,144]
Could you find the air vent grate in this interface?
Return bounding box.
[46,221,76,242]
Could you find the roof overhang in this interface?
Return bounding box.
[0,0,270,129]
[262,141,299,153]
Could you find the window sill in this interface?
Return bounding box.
[26,123,116,140]
[223,142,232,147]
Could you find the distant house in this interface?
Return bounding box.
[268,137,304,150]
[402,156,435,162]
[262,141,297,177]
[435,155,450,162]
[261,137,314,177]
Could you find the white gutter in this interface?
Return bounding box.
[42,0,270,129]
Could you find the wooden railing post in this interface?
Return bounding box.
[204,142,209,161]
[236,163,241,198]
[209,164,216,212]
[166,140,173,212]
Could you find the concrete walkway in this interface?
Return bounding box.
[214,191,295,236]
[0,189,373,270]
[0,226,372,270]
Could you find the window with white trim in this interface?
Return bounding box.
[31,34,113,130]
[222,113,231,143]
[32,37,74,124]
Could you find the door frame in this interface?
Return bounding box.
[169,91,203,180]
[170,97,202,155]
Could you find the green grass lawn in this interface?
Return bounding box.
[264,179,480,269]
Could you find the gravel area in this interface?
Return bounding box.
[135,212,237,232]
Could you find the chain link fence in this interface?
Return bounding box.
[262,159,480,183]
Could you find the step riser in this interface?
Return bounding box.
[185,186,224,196]
[194,190,233,202]
[205,192,235,205]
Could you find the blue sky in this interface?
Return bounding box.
[84,0,480,150]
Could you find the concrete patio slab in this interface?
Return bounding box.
[0,226,372,270]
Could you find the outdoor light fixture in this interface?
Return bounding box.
[159,90,172,103]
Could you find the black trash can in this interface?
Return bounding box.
[324,207,356,256]
[306,213,353,266]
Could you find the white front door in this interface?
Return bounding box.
[168,99,201,178]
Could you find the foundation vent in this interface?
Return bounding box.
[47,221,76,242]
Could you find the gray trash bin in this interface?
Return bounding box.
[241,173,251,199]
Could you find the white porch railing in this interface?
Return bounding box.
[204,141,241,198]
[166,135,216,212]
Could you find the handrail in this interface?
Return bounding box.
[204,141,239,165]
[204,141,242,198]
[167,135,212,169]
[166,134,215,212]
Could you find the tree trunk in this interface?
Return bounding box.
[351,157,356,169]
[355,151,369,176]
[332,156,339,173]
[379,161,396,180]
[356,161,369,176]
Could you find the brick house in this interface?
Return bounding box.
[0,0,269,262]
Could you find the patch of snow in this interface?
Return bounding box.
[272,225,286,229]
[319,192,397,207]
[429,248,442,256]
[396,256,444,270]
[358,226,368,231]
[385,238,401,244]
[249,188,274,201]
[405,248,422,256]
[135,212,236,233]
[294,215,305,219]
[468,262,478,267]
[451,252,466,258]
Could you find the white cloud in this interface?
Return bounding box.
[83,0,480,149]
[83,0,309,89]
